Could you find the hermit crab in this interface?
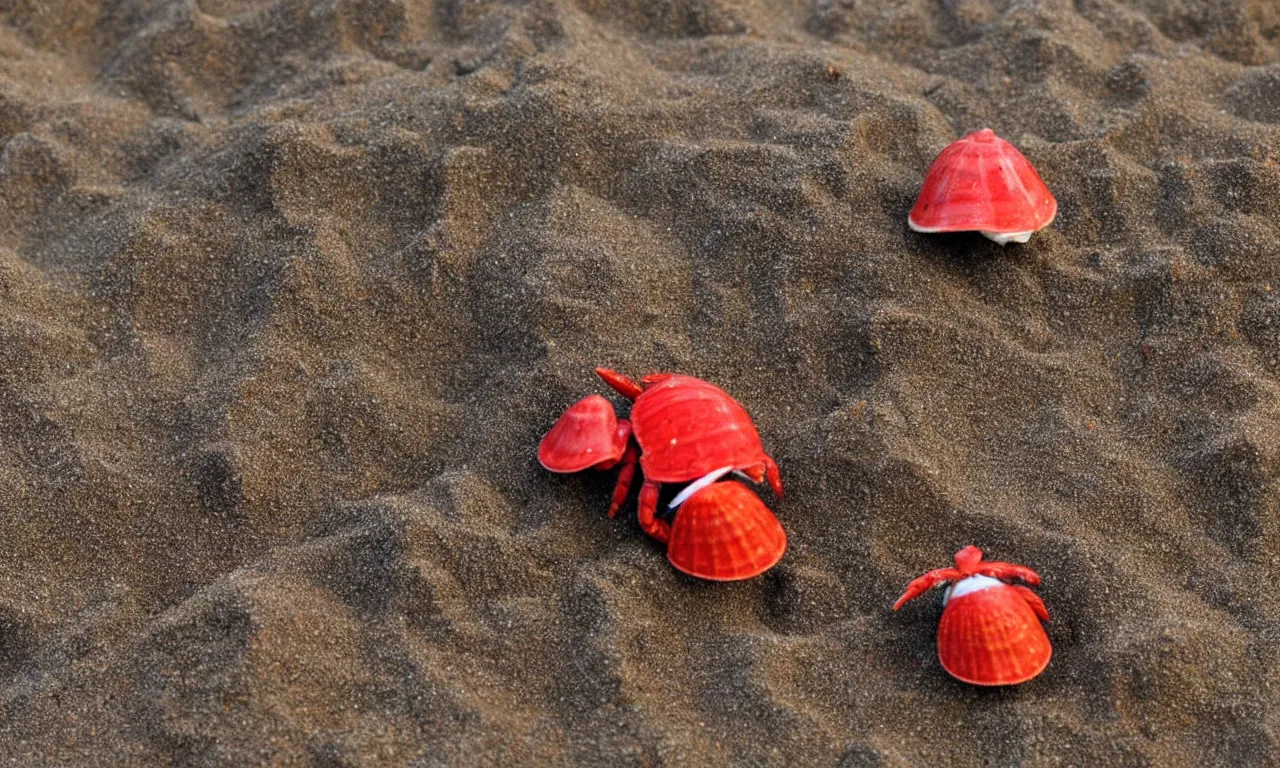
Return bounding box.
[539,368,786,580]
[893,545,1052,685]
[908,128,1057,245]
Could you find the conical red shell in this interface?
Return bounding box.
[908,129,1057,237]
[538,394,625,473]
[936,584,1052,686]
[666,481,786,581]
[630,375,768,483]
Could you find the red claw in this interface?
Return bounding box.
[892,567,962,611]
[595,367,644,401]
[764,456,783,498]
[538,394,626,473]
[977,560,1042,587]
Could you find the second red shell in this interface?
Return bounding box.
[937,577,1052,686]
[666,480,786,581]
[537,394,626,473]
[908,128,1057,245]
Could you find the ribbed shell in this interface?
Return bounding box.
[936,584,1052,685]
[666,481,786,581]
[538,394,625,473]
[908,129,1057,237]
[630,375,767,482]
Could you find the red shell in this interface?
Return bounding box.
[538,394,625,473]
[629,375,768,483]
[665,481,786,581]
[937,583,1052,686]
[908,128,1057,239]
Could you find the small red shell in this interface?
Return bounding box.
[538,394,625,473]
[665,481,786,581]
[629,375,769,483]
[937,581,1052,686]
[908,128,1057,244]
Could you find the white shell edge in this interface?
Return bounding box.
[981,230,1033,245]
[907,215,1051,246]
[668,465,735,510]
[941,574,1003,606]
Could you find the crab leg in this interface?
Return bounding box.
[763,455,783,497]
[978,561,1042,586]
[734,459,784,499]
[1011,585,1050,621]
[892,568,962,611]
[606,440,638,519]
[636,480,671,543]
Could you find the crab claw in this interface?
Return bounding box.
[538,394,628,473]
[892,567,962,611]
[950,545,1041,585]
[978,560,1042,587]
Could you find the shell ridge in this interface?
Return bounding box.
[667,482,784,581]
[999,146,1039,230]
[728,499,757,575]
[937,586,1051,685]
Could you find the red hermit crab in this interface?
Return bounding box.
[893,546,1052,686]
[538,368,786,580]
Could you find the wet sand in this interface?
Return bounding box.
[1,0,1279,764]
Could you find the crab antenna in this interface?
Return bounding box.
[595,368,644,401]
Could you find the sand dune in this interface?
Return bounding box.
[1,0,1278,764]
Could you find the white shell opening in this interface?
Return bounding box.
[668,466,734,510]
[907,216,1044,247]
[906,217,936,234]
[980,230,1033,245]
[942,574,1003,606]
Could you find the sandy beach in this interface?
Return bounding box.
[1,0,1278,764]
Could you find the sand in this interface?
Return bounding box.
[1,0,1278,764]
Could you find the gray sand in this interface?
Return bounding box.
[1,0,1279,764]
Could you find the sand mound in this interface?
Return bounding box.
[1,0,1278,763]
